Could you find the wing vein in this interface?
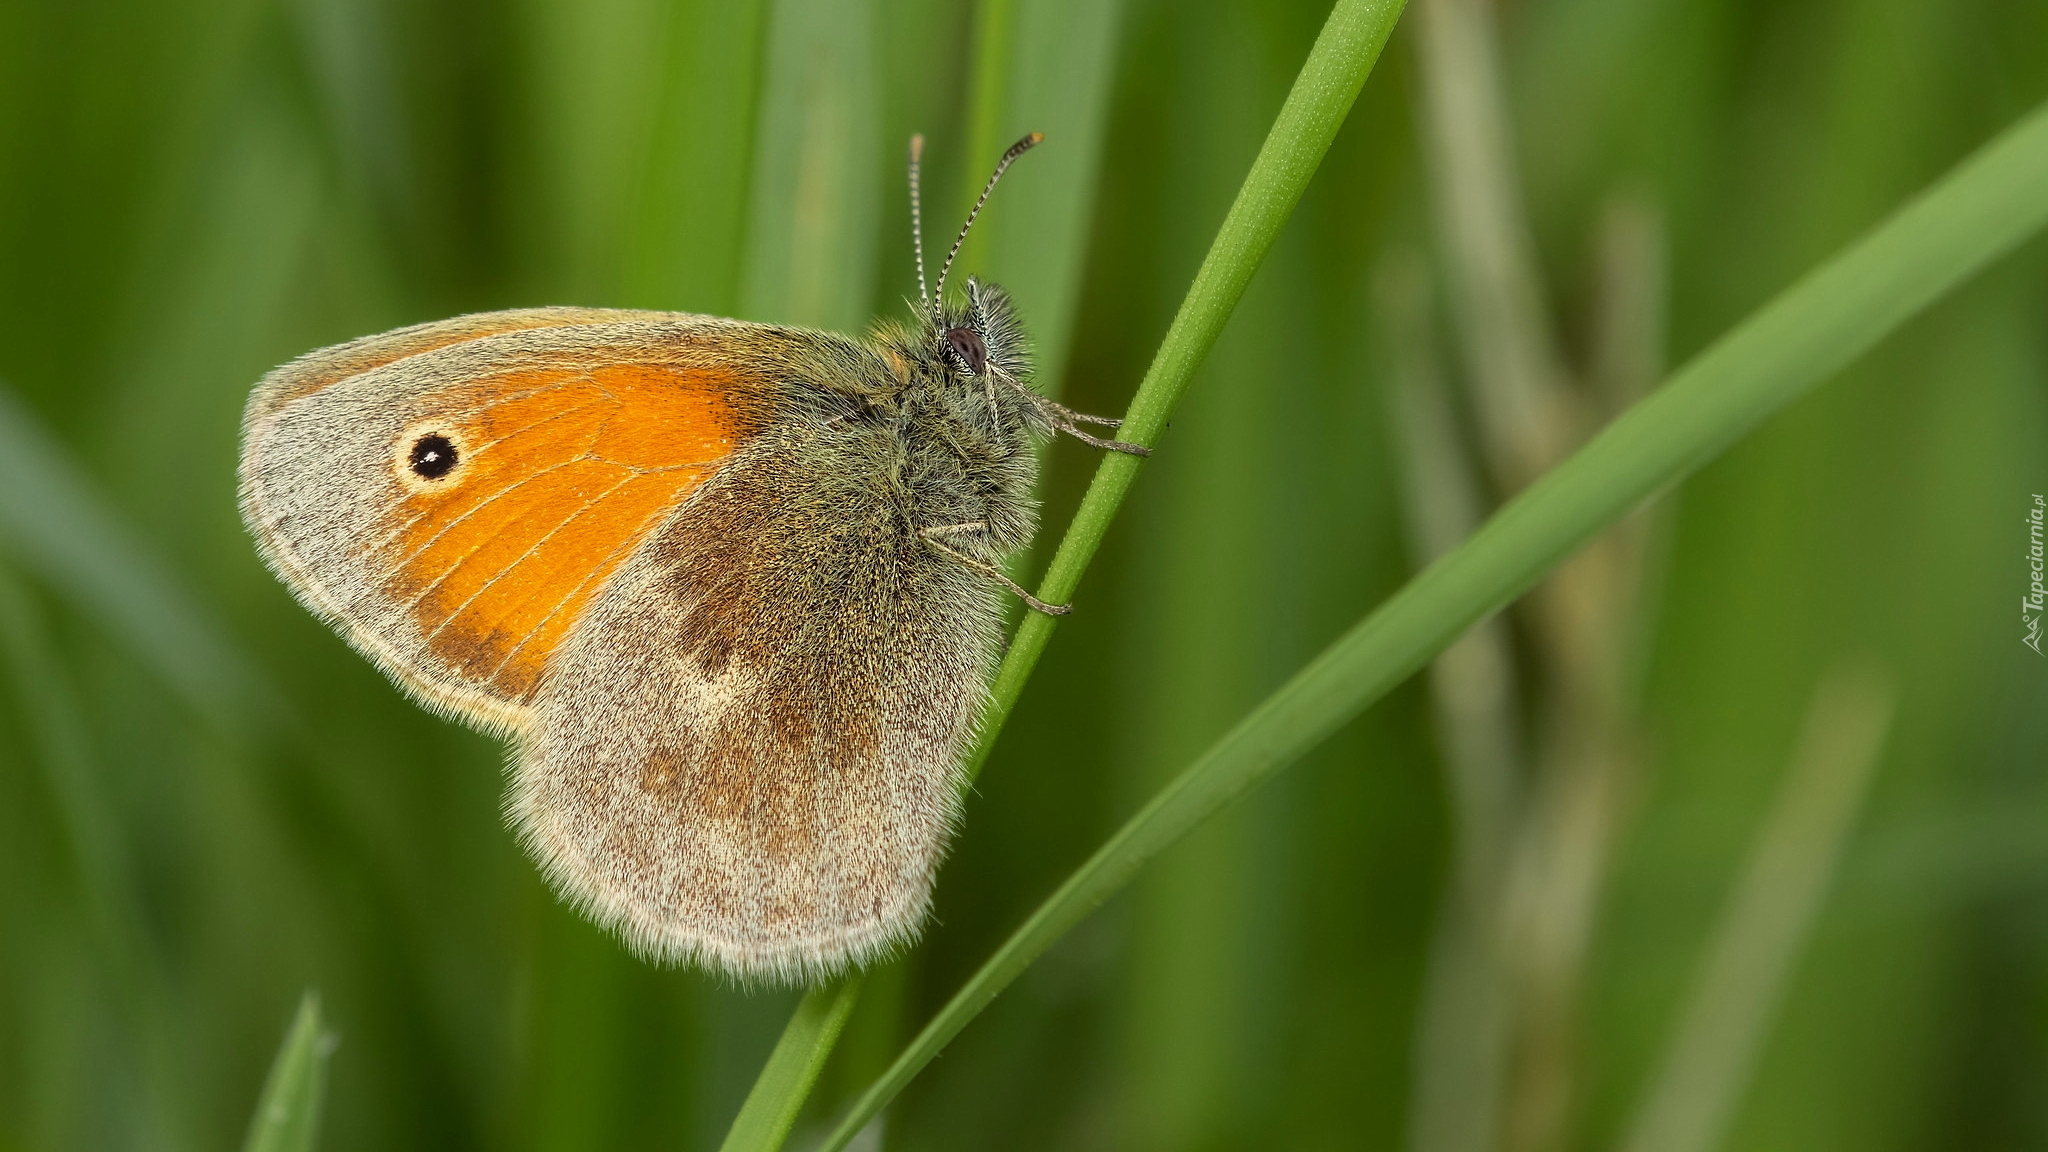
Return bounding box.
[419,470,641,649]
[483,484,694,685]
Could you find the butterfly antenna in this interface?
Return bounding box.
[908,134,934,325]
[932,132,1042,317]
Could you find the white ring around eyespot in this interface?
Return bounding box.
[393,421,469,493]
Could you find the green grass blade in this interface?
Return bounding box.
[0,383,273,730]
[624,1,771,313]
[967,0,1411,779]
[1378,252,1523,1152]
[822,97,2048,1145]
[958,0,1018,223]
[242,991,336,1152]
[970,0,1127,394]
[0,560,134,947]
[718,978,864,1152]
[739,0,881,331]
[1619,664,1895,1152]
[1415,0,1575,485]
[0,557,190,1144]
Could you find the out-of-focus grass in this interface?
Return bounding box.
[1621,664,1894,1152]
[741,0,881,331]
[1,0,2046,1150]
[242,992,335,1152]
[0,387,268,729]
[951,0,1126,387]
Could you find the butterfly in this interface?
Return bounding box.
[237,134,1144,984]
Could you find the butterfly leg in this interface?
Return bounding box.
[987,364,1149,456]
[919,523,1072,616]
[1060,410,1124,427]
[1034,395,1150,456]
[1055,421,1150,456]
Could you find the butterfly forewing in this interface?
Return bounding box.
[239,310,768,730]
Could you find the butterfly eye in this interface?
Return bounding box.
[945,327,989,376]
[409,434,459,480]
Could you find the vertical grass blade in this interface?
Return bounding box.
[1378,253,1522,1152]
[1414,0,1574,486]
[718,978,864,1152]
[0,560,135,950]
[969,0,1127,393]
[822,96,2048,1146]
[625,1,772,313]
[1420,7,1679,1131]
[0,558,189,1146]
[521,0,690,300]
[1618,664,1895,1152]
[1377,252,1523,884]
[957,0,1018,222]
[241,992,335,1152]
[968,0,1412,777]
[739,0,881,330]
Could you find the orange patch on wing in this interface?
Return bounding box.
[379,363,747,701]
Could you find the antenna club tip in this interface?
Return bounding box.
[1007,132,1045,157]
[909,134,925,160]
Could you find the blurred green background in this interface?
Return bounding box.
[1,0,2045,1149]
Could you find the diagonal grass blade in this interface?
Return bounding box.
[717,978,865,1152]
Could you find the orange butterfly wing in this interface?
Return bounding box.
[239,309,777,732]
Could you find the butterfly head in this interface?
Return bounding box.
[939,278,1030,400]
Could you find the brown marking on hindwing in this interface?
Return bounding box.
[508,438,1000,982]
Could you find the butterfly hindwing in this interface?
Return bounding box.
[513,417,1002,981]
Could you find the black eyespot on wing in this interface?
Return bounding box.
[410,434,458,479]
[946,327,989,376]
